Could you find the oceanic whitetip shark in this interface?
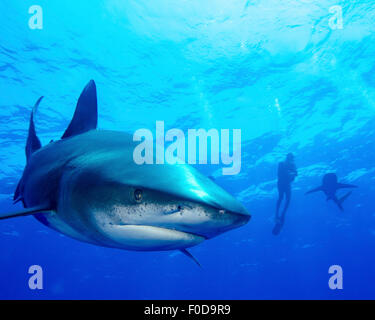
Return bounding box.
[305,173,357,211]
[0,80,250,266]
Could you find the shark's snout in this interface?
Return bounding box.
[204,209,251,238]
[167,204,251,240]
[231,211,251,227]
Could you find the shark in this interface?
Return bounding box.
[0,80,250,266]
[305,173,357,211]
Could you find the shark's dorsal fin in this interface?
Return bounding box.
[62,80,97,139]
[26,96,43,162]
[180,249,201,268]
[0,205,51,221]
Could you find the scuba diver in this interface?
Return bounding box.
[273,153,298,235]
[305,173,357,211]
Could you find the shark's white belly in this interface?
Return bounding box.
[42,209,205,251]
[99,224,205,251]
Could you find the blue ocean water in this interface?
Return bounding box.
[0,0,374,299]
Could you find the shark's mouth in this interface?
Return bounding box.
[101,224,206,251]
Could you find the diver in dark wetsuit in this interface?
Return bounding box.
[273,153,297,235]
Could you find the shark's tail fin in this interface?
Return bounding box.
[14,96,44,203]
[333,191,352,212]
[338,191,352,211]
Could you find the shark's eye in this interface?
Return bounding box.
[134,189,143,203]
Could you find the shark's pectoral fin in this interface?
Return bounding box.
[180,249,201,268]
[62,80,97,139]
[0,205,51,221]
[305,186,322,195]
[337,183,358,189]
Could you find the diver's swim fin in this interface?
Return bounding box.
[180,249,201,268]
[0,206,50,221]
[272,222,283,236]
[62,80,97,139]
